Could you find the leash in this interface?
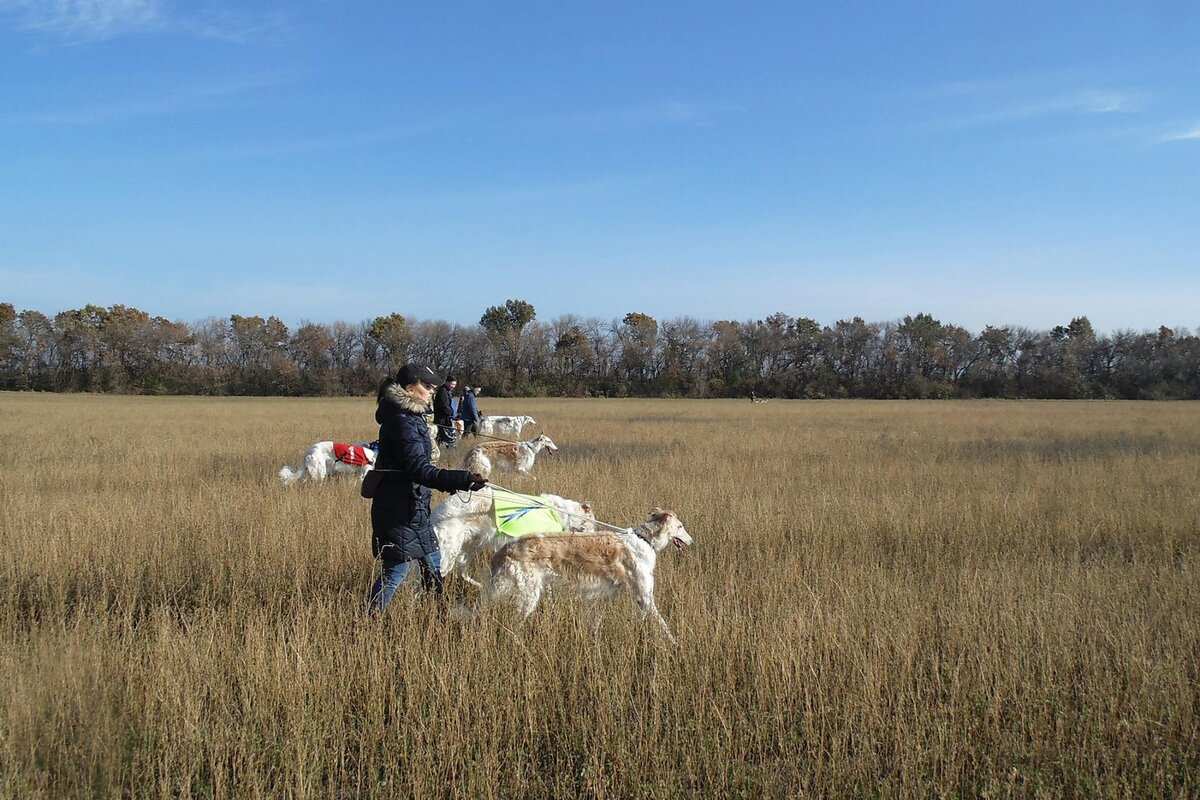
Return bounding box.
[429,421,517,444]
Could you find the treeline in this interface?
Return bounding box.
[1,299,1197,399]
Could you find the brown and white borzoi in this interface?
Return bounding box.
[461,434,558,480]
[279,441,378,485]
[481,508,693,643]
[432,486,595,585]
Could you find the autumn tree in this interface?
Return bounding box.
[480,299,536,389]
[0,303,17,388]
[367,313,408,371]
[618,312,659,387]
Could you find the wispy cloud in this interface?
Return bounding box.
[517,100,744,132]
[0,0,290,44]
[402,175,642,208]
[907,72,1148,138]
[909,69,1084,100]
[174,6,290,45]
[0,0,160,40]
[7,71,296,125]
[943,89,1145,130]
[177,99,739,158]
[159,120,448,161]
[1161,124,1200,142]
[149,100,741,160]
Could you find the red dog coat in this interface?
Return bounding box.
[332,443,372,467]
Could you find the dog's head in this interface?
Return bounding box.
[573,500,595,531]
[535,434,558,454]
[646,507,692,553]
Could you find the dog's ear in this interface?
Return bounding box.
[581,501,593,513]
[649,507,666,519]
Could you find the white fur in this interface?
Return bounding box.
[461,434,558,480]
[480,509,693,643]
[477,415,536,438]
[422,414,441,463]
[432,486,595,585]
[278,441,376,485]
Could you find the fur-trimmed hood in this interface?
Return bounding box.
[377,381,430,420]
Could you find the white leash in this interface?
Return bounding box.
[430,421,517,444]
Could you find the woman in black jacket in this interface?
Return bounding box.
[369,363,486,611]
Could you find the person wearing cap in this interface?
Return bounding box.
[458,384,483,439]
[433,374,459,449]
[369,363,486,611]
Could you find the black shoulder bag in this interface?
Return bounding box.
[360,470,383,499]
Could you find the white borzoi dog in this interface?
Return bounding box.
[432,486,595,585]
[279,441,378,485]
[461,434,558,480]
[480,508,693,643]
[477,415,536,438]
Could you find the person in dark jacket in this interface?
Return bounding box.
[433,375,458,448]
[458,384,483,438]
[369,363,486,611]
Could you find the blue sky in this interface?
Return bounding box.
[1,1,1197,334]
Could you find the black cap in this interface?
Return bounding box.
[395,363,440,387]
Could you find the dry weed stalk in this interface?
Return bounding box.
[0,393,1197,797]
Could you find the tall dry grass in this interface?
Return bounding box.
[0,392,1197,798]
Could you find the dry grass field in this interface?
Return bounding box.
[1,392,1198,798]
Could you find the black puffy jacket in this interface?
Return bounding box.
[433,383,455,426]
[371,382,473,563]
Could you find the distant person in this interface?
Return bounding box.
[368,363,486,611]
[458,384,483,438]
[433,374,458,448]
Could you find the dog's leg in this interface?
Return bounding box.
[513,570,544,619]
[451,545,484,587]
[483,563,515,606]
[436,520,465,578]
[451,546,495,620]
[632,583,676,645]
[647,603,676,645]
[457,532,485,587]
[304,452,326,483]
[437,519,486,588]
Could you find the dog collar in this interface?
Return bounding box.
[627,526,653,546]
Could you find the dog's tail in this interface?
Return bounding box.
[279,464,302,485]
[461,448,489,477]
